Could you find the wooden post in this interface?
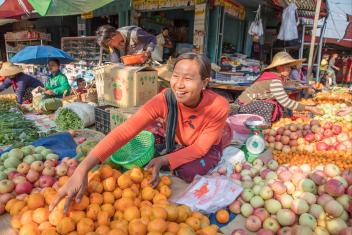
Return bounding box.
[307,0,322,80]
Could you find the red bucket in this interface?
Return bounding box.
[227,114,265,134]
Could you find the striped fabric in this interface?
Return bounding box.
[237,79,305,111]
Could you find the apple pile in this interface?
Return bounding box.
[227,159,352,235]
[264,120,352,153]
[0,145,79,215]
[315,103,352,123]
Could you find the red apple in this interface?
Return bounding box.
[231,229,248,235]
[275,135,282,142]
[67,166,77,177]
[336,143,347,151]
[15,181,33,194]
[17,162,30,174]
[347,185,352,197]
[246,215,262,232]
[258,228,275,235]
[44,159,56,168]
[309,171,326,186]
[30,161,44,172]
[56,164,68,176]
[323,129,333,138]
[0,179,15,194]
[314,133,323,141]
[316,142,328,151]
[229,200,241,214]
[26,169,40,183]
[325,179,345,197]
[253,208,269,222]
[7,171,21,180]
[39,175,55,188]
[304,133,315,142]
[12,175,27,185]
[0,193,15,204]
[42,166,55,177]
[0,203,5,215]
[61,157,71,164]
[67,159,78,168]
[332,125,342,135]
[16,193,28,200]
[323,121,333,129]
[310,120,320,126]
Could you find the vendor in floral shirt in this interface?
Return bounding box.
[44,59,70,97]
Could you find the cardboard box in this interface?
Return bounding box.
[94,64,158,108]
[110,106,140,130]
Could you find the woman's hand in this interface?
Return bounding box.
[306,106,324,116]
[145,156,169,188]
[49,154,99,214]
[49,168,88,214]
[44,89,54,95]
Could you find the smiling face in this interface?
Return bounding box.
[276,64,292,78]
[170,59,209,107]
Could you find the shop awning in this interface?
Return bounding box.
[0,0,33,18]
[28,0,114,16]
[270,0,327,17]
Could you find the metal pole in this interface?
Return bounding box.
[307,0,322,80]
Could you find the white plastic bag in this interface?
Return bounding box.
[56,102,96,128]
[248,5,263,37]
[171,175,243,213]
[210,147,246,176]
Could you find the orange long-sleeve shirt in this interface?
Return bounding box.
[90,90,229,169]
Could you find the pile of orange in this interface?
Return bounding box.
[5,165,223,235]
[274,150,352,170]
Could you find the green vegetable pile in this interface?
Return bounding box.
[0,110,42,147]
[55,108,83,130]
[0,96,19,112]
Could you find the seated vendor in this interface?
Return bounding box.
[232,51,323,124]
[96,25,157,63]
[44,59,70,98]
[49,53,231,212]
[0,62,43,104]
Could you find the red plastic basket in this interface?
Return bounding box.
[227,114,265,134]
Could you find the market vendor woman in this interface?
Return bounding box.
[232,52,323,123]
[44,59,70,98]
[96,25,157,63]
[0,62,43,104]
[50,53,230,212]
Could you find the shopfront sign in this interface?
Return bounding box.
[214,0,245,20]
[193,3,206,53]
[132,0,196,10]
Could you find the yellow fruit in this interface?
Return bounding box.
[124,206,141,221]
[56,217,75,235]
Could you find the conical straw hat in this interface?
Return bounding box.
[265,51,305,70]
[0,62,23,77]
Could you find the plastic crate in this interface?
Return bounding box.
[94,105,117,134]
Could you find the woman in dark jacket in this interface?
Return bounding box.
[0,62,43,104]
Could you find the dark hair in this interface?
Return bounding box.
[173,52,211,80]
[162,27,169,32]
[96,25,117,49]
[76,77,84,83]
[48,58,60,66]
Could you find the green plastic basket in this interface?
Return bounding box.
[110,131,155,169]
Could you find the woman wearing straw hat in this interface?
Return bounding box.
[0,62,43,104]
[232,51,323,124]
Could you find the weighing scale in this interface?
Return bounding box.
[241,120,270,163]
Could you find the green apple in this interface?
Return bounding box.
[0,172,7,180]
[0,166,6,172]
[4,156,21,169]
[46,153,59,160]
[4,168,16,174]
[23,155,36,164]
[20,146,33,156]
[34,146,46,153]
[0,152,8,159]
[33,154,44,161]
[8,148,24,160]
[41,149,52,157]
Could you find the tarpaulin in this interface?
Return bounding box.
[28,0,114,16]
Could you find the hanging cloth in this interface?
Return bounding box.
[248,5,264,39]
[277,3,299,41]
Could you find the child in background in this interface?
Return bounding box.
[75,78,87,95]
